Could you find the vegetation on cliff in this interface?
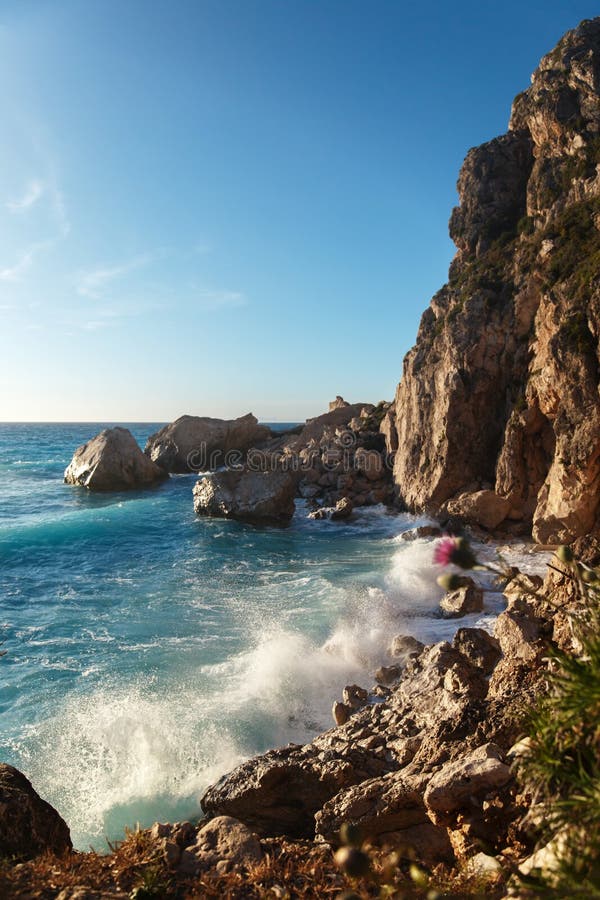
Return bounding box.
[391,17,600,544]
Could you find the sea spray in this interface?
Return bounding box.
[0,424,549,850]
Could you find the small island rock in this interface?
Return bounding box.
[145,413,271,473]
[193,468,296,523]
[64,427,167,492]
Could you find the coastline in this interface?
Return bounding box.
[1,518,567,899]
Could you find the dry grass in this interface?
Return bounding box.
[0,832,510,899]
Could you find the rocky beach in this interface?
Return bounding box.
[4,14,600,899]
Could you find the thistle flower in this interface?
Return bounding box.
[433,536,478,569]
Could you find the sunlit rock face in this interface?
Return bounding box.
[390,18,600,542]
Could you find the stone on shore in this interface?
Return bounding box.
[452,627,502,674]
[177,816,262,876]
[423,744,512,822]
[64,427,167,492]
[332,701,350,726]
[444,491,512,531]
[389,634,424,657]
[0,764,72,859]
[439,579,484,618]
[375,665,402,685]
[342,684,368,709]
[201,730,393,839]
[315,773,454,864]
[145,413,271,473]
[193,469,296,524]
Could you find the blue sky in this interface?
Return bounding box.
[0,0,596,421]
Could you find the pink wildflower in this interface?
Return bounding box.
[433,537,458,566]
[433,536,478,570]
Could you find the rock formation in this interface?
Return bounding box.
[193,469,297,523]
[177,816,262,875]
[0,764,71,859]
[278,400,396,512]
[201,615,541,850]
[194,400,397,525]
[390,18,600,543]
[64,427,167,492]
[145,413,272,473]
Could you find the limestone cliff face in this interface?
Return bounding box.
[392,18,600,543]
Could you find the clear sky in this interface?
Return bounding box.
[0,1,596,422]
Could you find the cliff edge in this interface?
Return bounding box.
[390,18,600,543]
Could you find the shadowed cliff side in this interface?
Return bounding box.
[390,17,600,543]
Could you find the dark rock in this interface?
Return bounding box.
[0,764,72,859]
[193,469,296,523]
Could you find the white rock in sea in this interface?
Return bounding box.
[64,427,168,492]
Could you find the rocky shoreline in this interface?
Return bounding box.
[6,15,600,897]
[0,531,581,898]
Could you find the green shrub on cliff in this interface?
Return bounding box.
[435,538,600,894]
[516,553,600,896]
[543,197,600,301]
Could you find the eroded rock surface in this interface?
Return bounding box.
[146,413,271,473]
[178,816,262,875]
[193,469,297,523]
[390,19,600,543]
[64,427,167,492]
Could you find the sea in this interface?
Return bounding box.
[0,422,548,850]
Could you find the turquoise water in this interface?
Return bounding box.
[0,423,538,850]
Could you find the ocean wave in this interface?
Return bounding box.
[6,534,489,850]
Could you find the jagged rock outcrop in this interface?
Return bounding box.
[391,18,600,543]
[278,400,396,512]
[193,469,297,523]
[145,413,272,473]
[0,764,72,859]
[201,638,518,842]
[64,427,167,491]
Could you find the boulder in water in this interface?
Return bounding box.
[193,468,296,523]
[145,413,271,473]
[64,427,167,492]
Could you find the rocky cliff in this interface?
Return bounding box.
[390,18,600,544]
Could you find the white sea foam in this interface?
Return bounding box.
[17,528,552,851]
